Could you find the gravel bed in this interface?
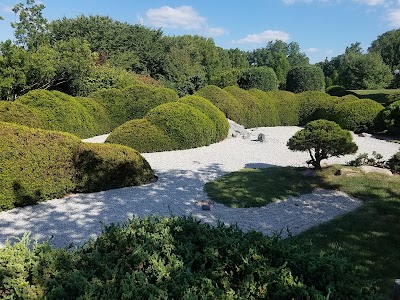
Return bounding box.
[0,126,399,248]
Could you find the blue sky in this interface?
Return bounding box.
[1,0,400,63]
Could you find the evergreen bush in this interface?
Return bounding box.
[297,91,336,125]
[325,85,348,97]
[248,89,281,126]
[0,101,44,128]
[286,65,325,93]
[265,90,300,125]
[237,66,279,91]
[379,100,400,133]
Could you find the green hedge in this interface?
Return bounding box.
[333,99,385,133]
[196,85,247,125]
[286,65,325,93]
[0,122,154,211]
[0,217,376,299]
[146,102,216,150]
[248,89,281,126]
[178,95,229,141]
[106,119,178,153]
[89,85,179,128]
[266,90,300,126]
[0,101,44,128]
[297,91,336,125]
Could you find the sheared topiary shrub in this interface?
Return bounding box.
[106,119,178,153]
[325,85,348,97]
[75,96,112,135]
[224,86,262,128]
[178,95,229,141]
[286,65,325,93]
[146,102,215,149]
[0,122,80,210]
[196,85,247,125]
[248,89,281,126]
[16,90,101,138]
[0,101,44,128]
[378,100,400,133]
[74,143,154,192]
[237,66,279,91]
[333,99,385,133]
[297,91,336,125]
[265,90,300,125]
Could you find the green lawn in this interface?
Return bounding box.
[350,89,400,104]
[205,165,400,299]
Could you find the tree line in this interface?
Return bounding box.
[1,0,400,101]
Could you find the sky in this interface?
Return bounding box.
[1,0,400,64]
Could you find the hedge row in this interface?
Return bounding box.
[0,216,376,299]
[0,122,154,211]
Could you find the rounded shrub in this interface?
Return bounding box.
[388,151,400,173]
[195,85,247,125]
[286,65,325,93]
[178,95,229,141]
[223,86,262,128]
[333,99,385,133]
[106,119,178,153]
[146,102,216,149]
[378,100,400,133]
[325,85,348,96]
[297,91,336,125]
[248,89,280,126]
[74,142,154,192]
[75,96,112,135]
[237,66,278,91]
[265,90,300,125]
[0,101,44,128]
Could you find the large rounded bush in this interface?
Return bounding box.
[333,99,385,133]
[74,143,154,192]
[286,65,325,93]
[178,95,229,141]
[106,119,178,153]
[195,85,247,125]
[237,66,279,91]
[265,90,300,125]
[75,96,112,135]
[325,85,348,97]
[146,102,216,149]
[297,91,336,125]
[0,101,44,128]
[248,89,280,126]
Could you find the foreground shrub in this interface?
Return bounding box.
[266,90,299,125]
[146,102,215,149]
[106,119,178,153]
[237,66,278,91]
[178,95,229,141]
[74,143,154,192]
[388,151,400,173]
[196,85,247,125]
[297,91,336,125]
[0,101,44,128]
[0,217,377,299]
[333,99,385,133]
[379,100,400,133]
[248,89,281,126]
[286,65,325,93]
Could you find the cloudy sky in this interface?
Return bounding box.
[1,0,399,63]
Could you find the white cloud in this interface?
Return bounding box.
[145,6,206,30]
[354,0,385,5]
[1,4,14,14]
[387,9,400,26]
[205,27,227,37]
[233,30,290,44]
[305,47,319,53]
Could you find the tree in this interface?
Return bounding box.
[286,65,325,93]
[287,119,358,169]
[369,29,400,71]
[237,66,278,91]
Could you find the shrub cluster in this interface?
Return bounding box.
[248,89,281,126]
[0,216,377,299]
[0,122,154,211]
[266,90,300,126]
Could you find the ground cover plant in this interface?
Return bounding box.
[0,216,377,299]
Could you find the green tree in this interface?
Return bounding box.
[287,119,358,169]
[286,65,325,93]
[237,67,278,91]
[369,29,400,71]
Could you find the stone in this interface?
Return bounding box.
[335,168,360,176]
[201,204,211,211]
[257,133,266,142]
[196,200,212,211]
[360,165,393,176]
[394,279,400,300]
[242,132,250,139]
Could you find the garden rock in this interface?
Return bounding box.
[360,165,393,176]
[335,168,360,176]
[196,200,212,211]
[258,133,266,142]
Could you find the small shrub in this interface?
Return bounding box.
[379,100,400,133]
[388,151,400,173]
[178,95,229,141]
[386,93,400,104]
[146,102,216,149]
[286,65,325,93]
[237,66,278,91]
[347,151,384,167]
[248,89,281,126]
[106,119,178,153]
[74,143,154,192]
[265,90,300,125]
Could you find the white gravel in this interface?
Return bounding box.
[0,126,399,248]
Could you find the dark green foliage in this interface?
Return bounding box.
[105,119,178,153]
[379,100,400,133]
[266,90,300,125]
[237,66,278,91]
[89,85,178,128]
[178,95,229,141]
[146,102,216,149]
[325,85,348,96]
[297,91,336,125]
[0,217,376,299]
[248,89,281,126]
[0,101,44,128]
[287,119,358,169]
[333,99,385,133]
[388,151,400,173]
[286,65,325,93]
[74,143,154,192]
[224,86,263,128]
[0,122,80,210]
[196,85,247,125]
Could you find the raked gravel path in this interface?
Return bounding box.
[0,126,399,248]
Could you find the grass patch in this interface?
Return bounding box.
[204,167,322,207]
[206,165,400,298]
[350,89,400,105]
